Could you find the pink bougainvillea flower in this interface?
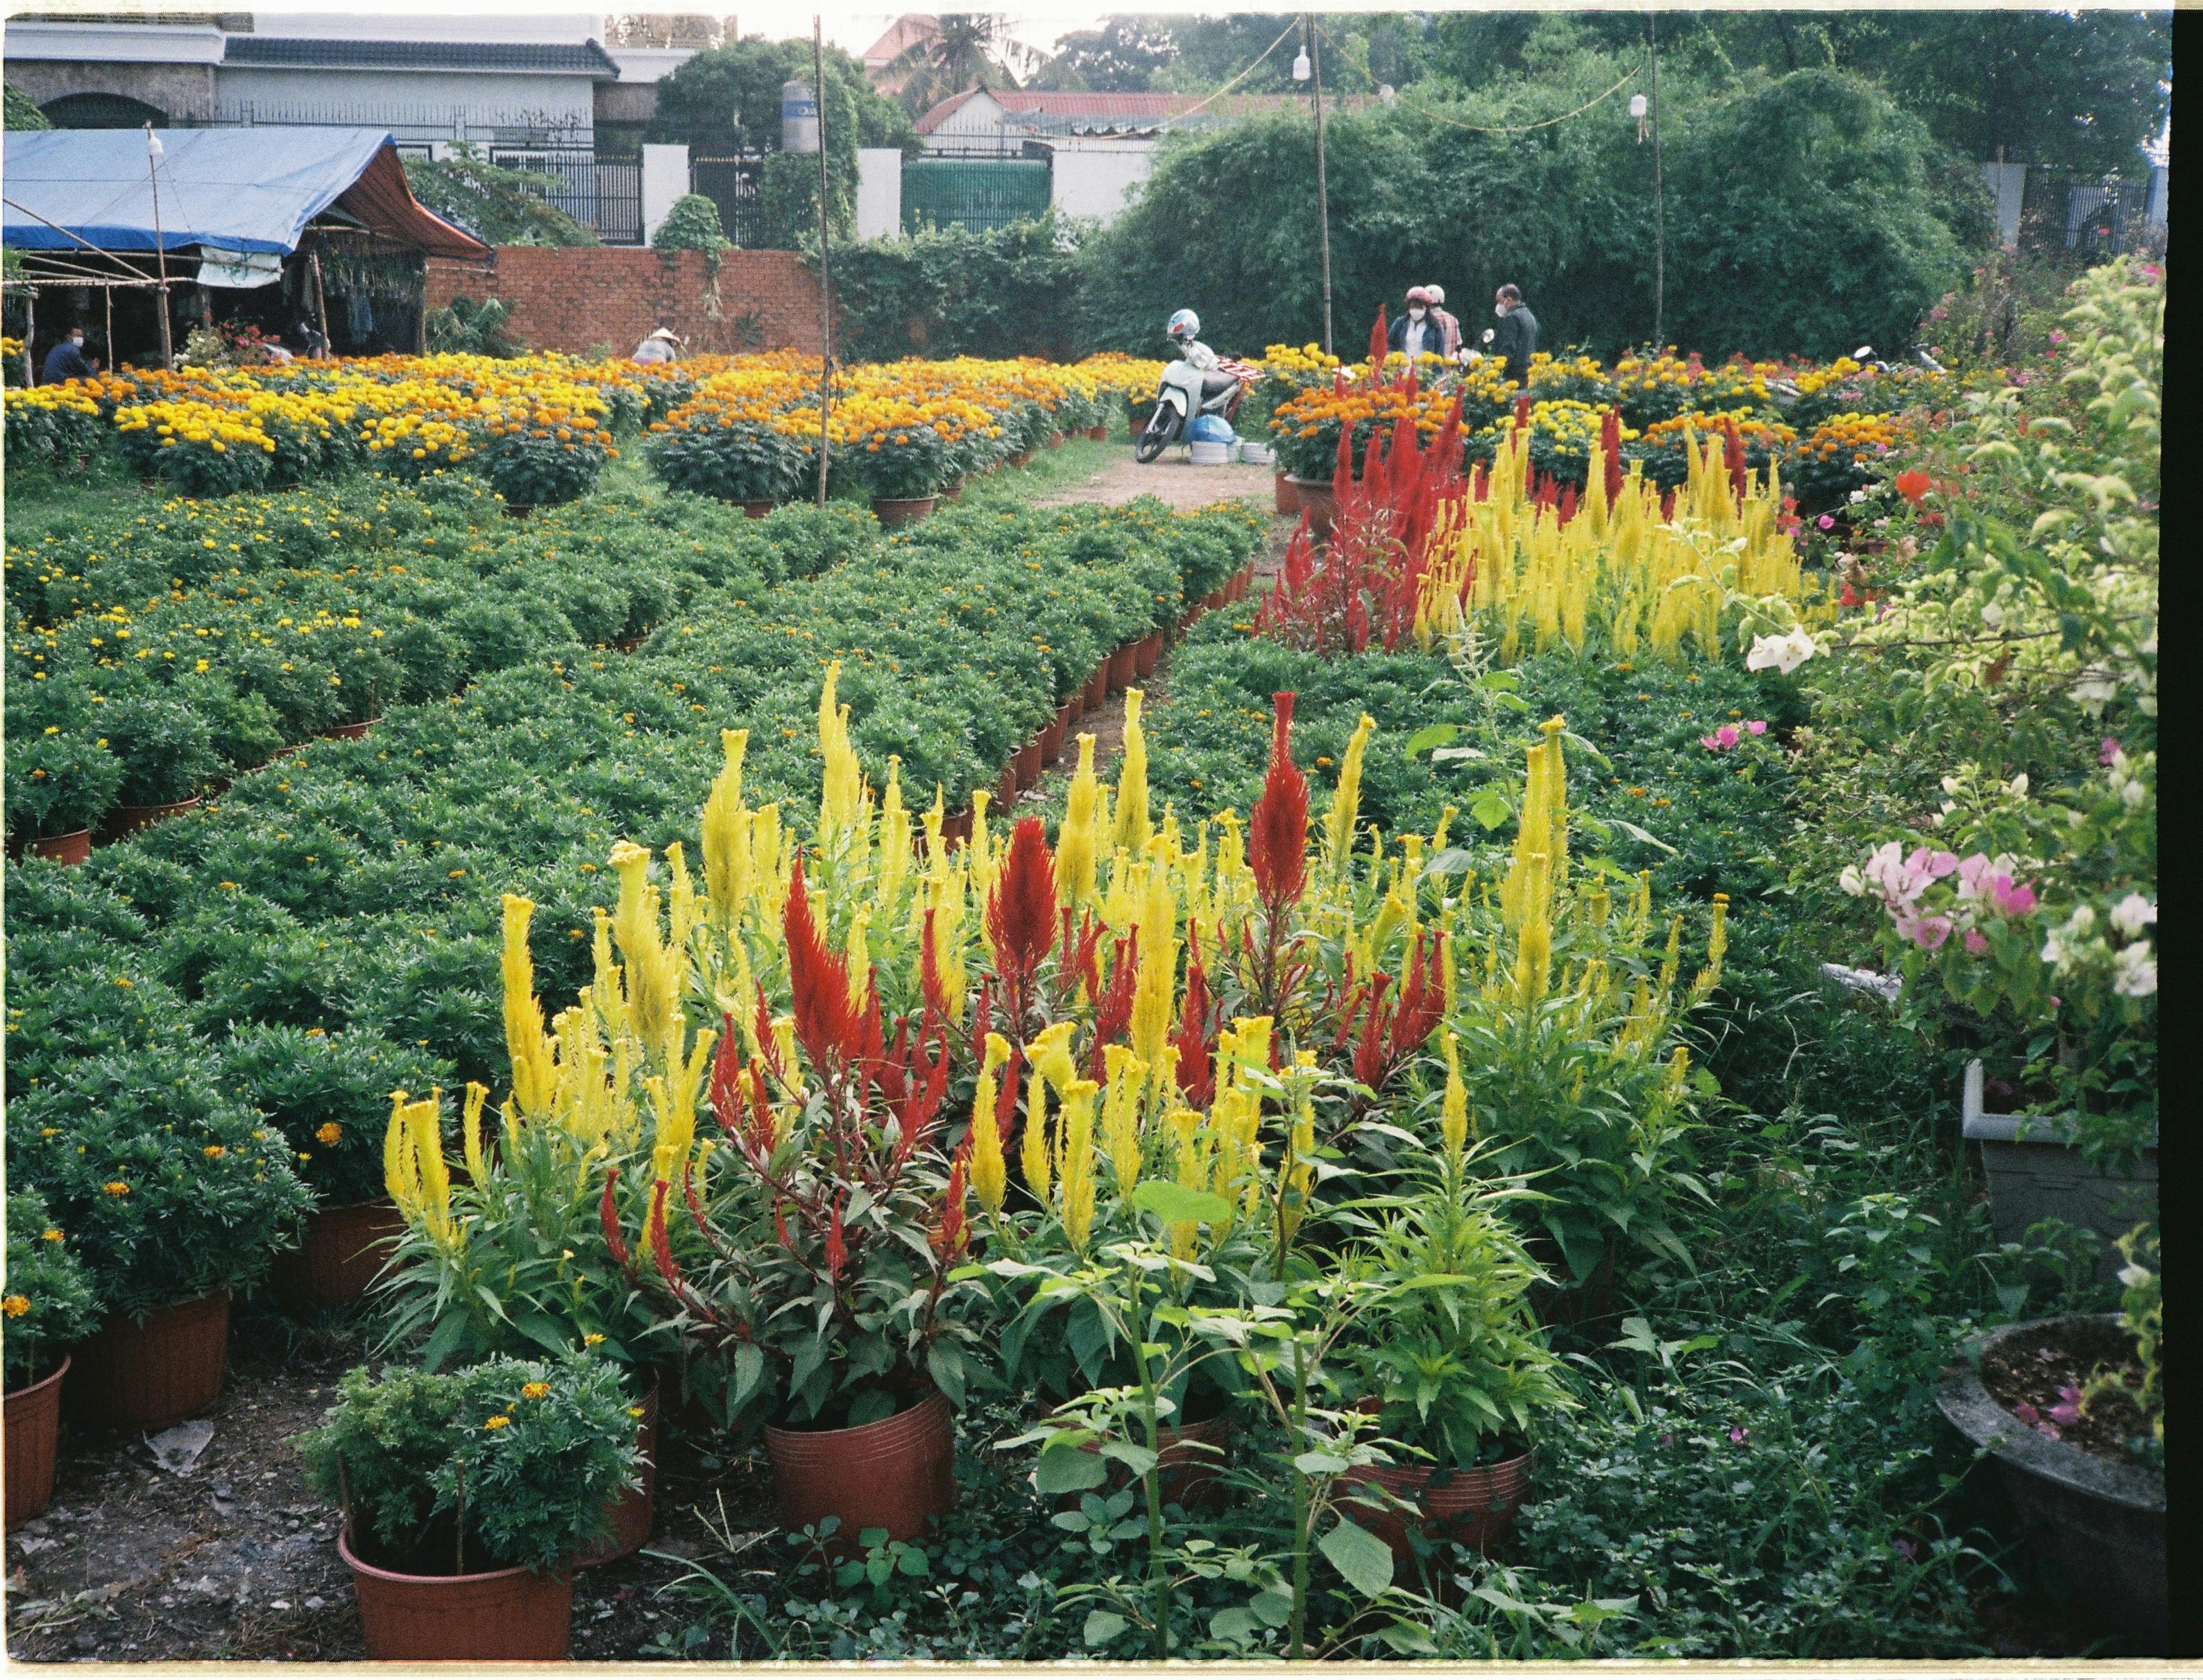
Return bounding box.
[2012,1401,2041,1425]
[1746,720,1767,736]
[1728,1426,1750,1444]
[1817,514,1837,530]
[1989,877,2036,917]
[1906,914,1954,951]
[1964,929,1989,956]
[2100,737,2123,765]
[2047,1386,2083,1428]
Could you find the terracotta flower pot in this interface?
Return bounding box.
[871,495,937,529]
[340,1530,572,1661]
[1274,473,1302,516]
[104,796,201,840]
[1048,430,1066,448]
[1286,475,1338,539]
[944,480,965,502]
[1134,631,1162,677]
[1014,739,1042,790]
[271,1198,405,1314]
[1007,451,1032,468]
[763,1389,958,1551]
[1082,668,1109,711]
[1107,645,1139,693]
[739,498,775,519]
[502,503,534,520]
[1074,1411,1233,1513]
[29,830,92,865]
[322,717,384,741]
[575,1373,659,1569]
[1065,689,1086,725]
[5,1355,69,1531]
[995,765,1019,811]
[1038,713,1067,765]
[1086,425,1109,442]
[1203,586,1227,611]
[1339,1449,1532,1562]
[71,1290,230,1433]
[940,808,973,850]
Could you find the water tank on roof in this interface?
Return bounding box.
[782,80,819,154]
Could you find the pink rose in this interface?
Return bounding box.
[1817,514,1837,530]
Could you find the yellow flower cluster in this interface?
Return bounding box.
[1800,411,1903,464]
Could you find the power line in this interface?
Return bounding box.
[1309,22,1640,136]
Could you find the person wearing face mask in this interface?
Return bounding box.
[1422,285,1462,357]
[39,325,98,385]
[1488,284,1539,389]
[1387,287,1439,364]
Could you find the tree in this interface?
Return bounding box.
[649,35,917,158]
[885,15,1042,118]
[406,146,600,246]
[5,82,52,130]
[1030,17,1179,93]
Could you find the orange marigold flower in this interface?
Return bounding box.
[103,1180,130,1196]
[316,1122,344,1146]
[484,1414,512,1430]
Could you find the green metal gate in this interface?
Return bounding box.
[901,156,1052,235]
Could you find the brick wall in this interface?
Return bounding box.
[424,248,828,357]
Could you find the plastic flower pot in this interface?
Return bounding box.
[1071,1411,1233,1513]
[1107,645,1139,693]
[944,480,965,502]
[321,718,384,741]
[1038,713,1067,766]
[270,1198,405,1314]
[940,808,973,849]
[1938,1316,2165,1648]
[104,796,201,841]
[1274,473,1302,516]
[1962,1061,2158,1285]
[1066,689,1086,725]
[575,1373,658,1570]
[1006,450,1032,469]
[1082,668,1109,711]
[71,1290,230,1433]
[741,498,776,519]
[763,1389,957,1552]
[29,830,92,866]
[1086,425,1109,442]
[1134,631,1163,677]
[1048,431,1066,448]
[995,765,1019,811]
[339,1530,573,1661]
[5,1355,69,1531]
[1339,1447,1532,1563]
[1286,475,1338,539]
[871,495,937,528]
[1014,739,1042,790]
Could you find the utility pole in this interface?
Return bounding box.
[1309,16,1332,356]
[814,16,833,510]
[146,124,174,367]
[1648,12,1665,349]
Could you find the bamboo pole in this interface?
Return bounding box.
[146,125,174,368]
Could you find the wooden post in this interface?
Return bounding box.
[146,125,174,368]
[309,252,332,358]
[23,285,35,385]
[103,284,113,371]
[1309,16,1332,358]
[814,16,833,512]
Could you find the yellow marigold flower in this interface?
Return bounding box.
[584,1332,606,1346]
[203,1144,226,1159]
[316,1122,344,1146]
[42,1228,64,1243]
[520,1381,551,1400]
[485,1414,512,1430]
[103,1180,130,1196]
[3,1295,31,1318]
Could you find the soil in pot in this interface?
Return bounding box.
[763,1389,957,1552]
[575,1374,659,1569]
[339,1529,572,1661]
[270,1199,405,1314]
[5,1355,70,1530]
[29,830,92,865]
[70,1290,231,1432]
[1979,1316,2154,1464]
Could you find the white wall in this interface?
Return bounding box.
[1051,142,1154,223]
[1980,161,2026,245]
[642,143,689,241]
[857,148,903,241]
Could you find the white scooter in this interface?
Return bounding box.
[1135,356,1257,464]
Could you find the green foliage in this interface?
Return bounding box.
[652,193,731,255]
[760,149,856,248]
[425,295,526,359]
[6,81,53,129]
[405,144,602,247]
[217,1025,452,1206]
[298,1352,640,1574]
[3,1183,101,1389]
[647,410,803,503]
[5,728,123,842]
[648,36,915,160]
[831,214,1088,363]
[94,690,222,806]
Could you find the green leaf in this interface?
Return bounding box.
[1318,1518,1395,1599]
[1250,1588,1294,1628]
[1293,1450,1351,1475]
[1130,1180,1235,1226]
[1036,1442,1109,1495]
[1209,1606,1261,1643]
[926,1341,967,1408]
[1379,1620,1438,1654]
[1403,723,1457,756]
[1098,1441,1159,1477]
[1082,1611,1128,1647]
[1607,817,1678,855]
[1470,789,1513,831]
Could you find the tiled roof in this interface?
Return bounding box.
[862,14,938,67]
[918,88,1370,136]
[223,37,620,76]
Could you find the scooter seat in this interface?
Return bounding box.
[1199,370,1239,400]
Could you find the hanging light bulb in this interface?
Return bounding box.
[1630,92,1649,144]
[1292,47,1311,83]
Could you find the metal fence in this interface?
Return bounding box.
[488,147,643,246]
[2016,168,2166,260]
[901,155,1052,235]
[690,156,769,248]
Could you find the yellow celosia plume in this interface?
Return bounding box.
[501,894,556,1120]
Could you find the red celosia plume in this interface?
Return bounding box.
[783,860,858,1069]
[1249,692,1309,911]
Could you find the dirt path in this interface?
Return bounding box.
[1035,446,1290,515]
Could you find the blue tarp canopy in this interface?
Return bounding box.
[1,126,488,260]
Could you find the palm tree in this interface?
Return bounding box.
[888,15,1042,118]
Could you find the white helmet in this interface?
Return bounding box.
[1424,285,1446,307]
[1166,308,1200,343]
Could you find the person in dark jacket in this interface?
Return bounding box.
[1488,284,1539,389]
[1387,287,1443,364]
[40,326,96,385]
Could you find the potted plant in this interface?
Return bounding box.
[4,1185,101,1529]
[7,1039,314,1430]
[1332,1127,1571,1570]
[645,409,802,514]
[848,416,950,527]
[4,729,122,863]
[300,1352,641,1660]
[1936,1232,2163,1647]
[221,1025,450,1313]
[94,691,221,837]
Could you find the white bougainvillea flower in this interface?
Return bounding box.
[1746,626,1819,674]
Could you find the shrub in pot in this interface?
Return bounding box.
[6,1037,314,1429]
[845,418,950,508]
[4,1184,101,1527]
[221,1025,452,1311]
[645,411,802,507]
[4,729,122,850]
[299,1352,641,1660]
[95,690,222,811]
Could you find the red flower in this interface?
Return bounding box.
[600,1167,630,1269]
[1601,409,1624,507]
[1248,692,1309,911]
[930,1160,969,1264]
[783,860,858,1070]
[1721,414,1748,504]
[1894,468,1932,506]
[1173,923,1216,1107]
[986,817,1059,1008]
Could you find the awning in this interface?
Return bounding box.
[1,126,488,260]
